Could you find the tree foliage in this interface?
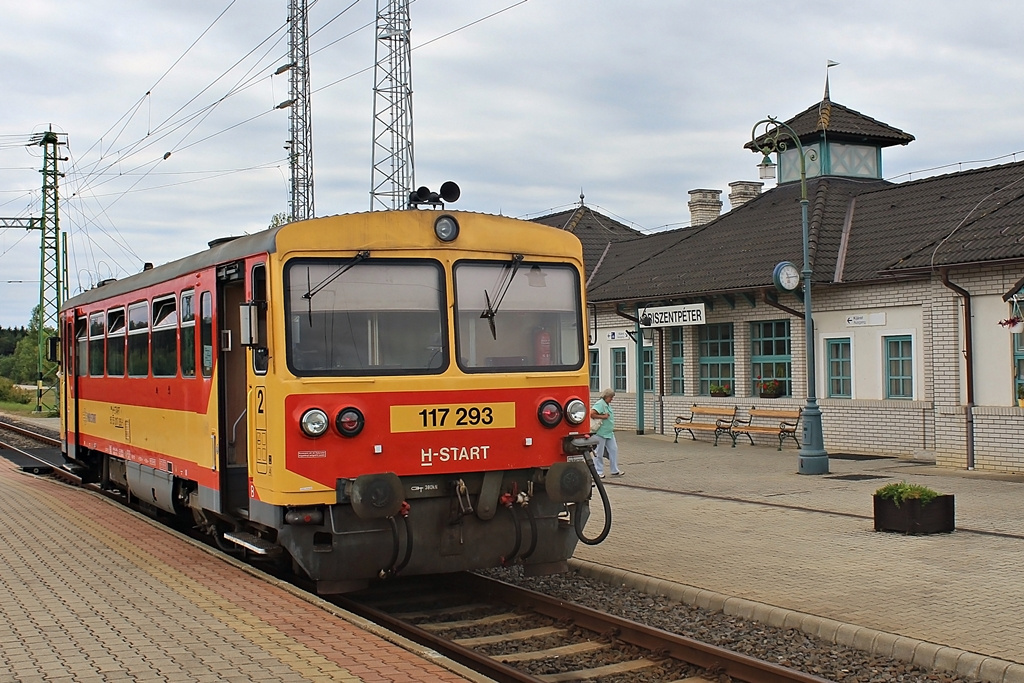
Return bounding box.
[0,309,56,384]
[0,326,28,357]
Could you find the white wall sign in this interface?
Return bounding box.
[605,330,652,345]
[845,313,886,327]
[642,303,706,327]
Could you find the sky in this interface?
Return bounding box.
[2,0,1024,328]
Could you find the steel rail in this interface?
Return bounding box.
[458,572,833,683]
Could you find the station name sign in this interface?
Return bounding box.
[641,303,706,327]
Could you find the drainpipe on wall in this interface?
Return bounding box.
[940,269,975,470]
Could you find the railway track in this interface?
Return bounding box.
[0,416,82,484]
[336,572,832,683]
[0,413,858,683]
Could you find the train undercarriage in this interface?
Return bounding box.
[71,446,599,594]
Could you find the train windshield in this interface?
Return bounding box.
[284,259,446,375]
[453,260,583,372]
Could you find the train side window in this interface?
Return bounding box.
[180,291,196,378]
[75,317,88,378]
[88,313,105,377]
[152,295,178,377]
[200,291,213,378]
[251,264,268,374]
[106,308,126,377]
[127,301,150,377]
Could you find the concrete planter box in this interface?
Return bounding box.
[873,494,955,534]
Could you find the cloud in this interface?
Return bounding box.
[2,0,1024,326]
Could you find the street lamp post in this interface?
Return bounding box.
[750,117,828,475]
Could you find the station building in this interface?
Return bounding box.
[534,96,1024,473]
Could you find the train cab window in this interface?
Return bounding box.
[284,259,446,375]
[180,291,196,378]
[251,264,268,375]
[453,261,583,372]
[152,296,178,377]
[88,313,105,377]
[106,308,126,377]
[200,291,213,378]
[75,317,87,378]
[127,302,150,377]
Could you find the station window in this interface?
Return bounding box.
[642,347,654,392]
[670,327,685,394]
[751,320,791,396]
[180,291,195,378]
[1015,332,1024,402]
[699,323,733,395]
[106,308,126,377]
[127,302,150,377]
[884,335,913,399]
[88,313,105,377]
[589,348,600,391]
[611,347,626,392]
[827,338,852,398]
[152,296,178,377]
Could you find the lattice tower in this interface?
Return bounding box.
[369,0,415,210]
[287,0,315,221]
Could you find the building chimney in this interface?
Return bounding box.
[728,180,763,210]
[688,189,722,227]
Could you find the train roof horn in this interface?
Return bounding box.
[408,181,460,209]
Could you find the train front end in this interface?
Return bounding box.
[257,210,602,593]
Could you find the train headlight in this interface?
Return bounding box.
[564,399,587,425]
[300,408,330,437]
[434,214,459,242]
[335,407,365,437]
[537,399,562,428]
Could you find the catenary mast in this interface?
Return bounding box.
[284,0,314,221]
[369,0,415,210]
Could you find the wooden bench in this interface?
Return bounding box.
[673,405,737,446]
[730,407,802,450]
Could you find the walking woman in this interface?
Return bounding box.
[590,388,623,478]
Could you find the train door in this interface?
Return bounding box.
[216,261,249,517]
[63,316,79,458]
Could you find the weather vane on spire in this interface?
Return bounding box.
[818,60,839,131]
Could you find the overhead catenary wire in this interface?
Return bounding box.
[4,0,536,310]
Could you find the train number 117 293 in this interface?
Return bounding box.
[418,406,493,428]
[390,402,515,433]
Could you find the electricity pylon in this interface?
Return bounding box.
[369,0,415,210]
[0,129,67,412]
[281,0,314,221]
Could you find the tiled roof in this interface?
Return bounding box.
[844,160,1024,277]
[747,100,915,149]
[530,204,643,281]
[585,177,889,303]
[531,140,1024,307]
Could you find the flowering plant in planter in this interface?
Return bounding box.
[757,377,783,396]
[709,382,731,396]
[998,315,1023,330]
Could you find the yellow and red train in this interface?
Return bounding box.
[58,207,604,592]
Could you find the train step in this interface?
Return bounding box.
[222,531,281,555]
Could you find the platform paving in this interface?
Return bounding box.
[574,429,1024,683]
[0,453,483,683]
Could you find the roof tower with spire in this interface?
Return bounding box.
[747,70,914,185]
